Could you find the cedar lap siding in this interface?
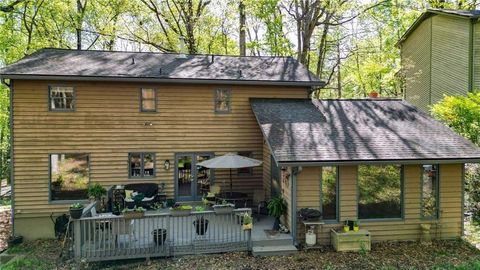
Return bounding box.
[251,99,480,244]
[0,49,322,239]
[398,9,480,113]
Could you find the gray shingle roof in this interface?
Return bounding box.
[251,98,480,164]
[0,48,324,86]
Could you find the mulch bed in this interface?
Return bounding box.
[7,239,480,270]
[0,206,11,252]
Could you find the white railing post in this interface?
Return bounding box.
[73,219,82,262]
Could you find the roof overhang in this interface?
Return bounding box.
[396,9,479,47]
[278,158,480,167]
[0,74,325,87]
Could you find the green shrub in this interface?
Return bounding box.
[431,91,480,146]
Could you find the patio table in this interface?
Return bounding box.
[216,192,249,208]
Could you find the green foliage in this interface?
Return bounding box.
[267,196,287,218]
[87,182,106,199]
[69,202,83,209]
[242,212,252,225]
[465,164,480,222]
[431,92,480,146]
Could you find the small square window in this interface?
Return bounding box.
[129,153,156,178]
[141,88,157,112]
[237,151,253,176]
[49,86,75,111]
[214,89,231,113]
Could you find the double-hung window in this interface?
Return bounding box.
[421,164,439,219]
[140,88,157,112]
[214,89,231,113]
[129,153,156,178]
[49,86,75,111]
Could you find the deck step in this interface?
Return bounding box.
[252,245,298,256]
[252,238,293,246]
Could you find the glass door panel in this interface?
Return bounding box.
[177,154,193,199]
[196,154,213,197]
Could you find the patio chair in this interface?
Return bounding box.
[252,189,267,221]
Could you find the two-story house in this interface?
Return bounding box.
[398,8,480,112]
[1,48,480,261]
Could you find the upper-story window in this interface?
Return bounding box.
[49,86,75,111]
[214,89,231,113]
[141,88,157,112]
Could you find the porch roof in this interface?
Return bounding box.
[250,98,480,165]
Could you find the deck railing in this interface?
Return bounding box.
[72,207,252,262]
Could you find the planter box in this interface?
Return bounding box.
[242,224,253,230]
[331,229,371,252]
[123,211,145,219]
[213,206,234,215]
[170,209,191,217]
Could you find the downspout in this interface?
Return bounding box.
[1,78,14,237]
[291,166,300,246]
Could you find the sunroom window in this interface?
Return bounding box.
[358,165,403,219]
[421,164,439,219]
[321,166,338,220]
[49,86,75,111]
[49,153,89,201]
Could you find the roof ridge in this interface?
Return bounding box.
[40,47,296,59]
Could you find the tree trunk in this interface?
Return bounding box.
[239,0,246,56]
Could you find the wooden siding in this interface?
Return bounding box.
[295,164,463,244]
[402,17,432,112]
[473,22,480,90]
[431,15,470,105]
[12,80,308,219]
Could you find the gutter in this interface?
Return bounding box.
[1,79,14,237]
[0,74,326,88]
[278,158,480,167]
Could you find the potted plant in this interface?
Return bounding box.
[69,203,84,219]
[122,206,146,219]
[212,200,235,215]
[242,213,253,230]
[267,196,287,230]
[87,183,107,211]
[353,220,359,232]
[152,228,167,246]
[193,216,209,235]
[170,203,193,216]
[343,220,350,232]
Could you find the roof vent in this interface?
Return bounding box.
[159,68,162,75]
[131,57,135,65]
[211,55,214,63]
[237,70,243,78]
[177,36,187,59]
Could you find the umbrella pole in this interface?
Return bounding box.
[230,168,233,196]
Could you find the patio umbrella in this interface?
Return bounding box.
[197,153,262,194]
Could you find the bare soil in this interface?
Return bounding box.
[6,239,480,270]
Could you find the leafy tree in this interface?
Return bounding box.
[431,92,480,146]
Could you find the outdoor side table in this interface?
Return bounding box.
[301,220,325,251]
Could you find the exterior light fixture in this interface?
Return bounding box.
[164,160,170,170]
